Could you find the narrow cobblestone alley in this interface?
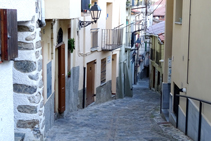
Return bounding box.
[46,79,191,141]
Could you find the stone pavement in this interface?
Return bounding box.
[46,79,192,141]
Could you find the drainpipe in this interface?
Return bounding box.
[187,0,192,84]
[39,0,46,28]
[83,67,86,108]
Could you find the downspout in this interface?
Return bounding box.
[83,67,86,108]
[39,0,46,28]
[187,0,192,84]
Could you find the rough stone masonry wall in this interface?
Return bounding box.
[13,4,45,141]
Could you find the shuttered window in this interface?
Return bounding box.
[101,58,106,84]
[81,0,90,12]
[0,9,18,61]
[91,30,98,48]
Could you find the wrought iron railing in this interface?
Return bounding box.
[176,94,211,141]
[101,28,124,51]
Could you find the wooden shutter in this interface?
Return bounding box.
[0,9,18,61]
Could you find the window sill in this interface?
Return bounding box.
[175,22,182,25]
[91,47,98,52]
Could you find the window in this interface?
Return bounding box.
[175,0,183,24]
[81,0,90,12]
[101,58,106,84]
[91,29,98,49]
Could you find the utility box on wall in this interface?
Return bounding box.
[0,9,18,61]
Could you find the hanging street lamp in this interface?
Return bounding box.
[79,2,101,29]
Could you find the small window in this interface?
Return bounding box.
[101,58,106,84]
[81,0,90,12]
[91,29,98,48]
[175,0,183,24]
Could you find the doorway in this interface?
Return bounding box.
[58,44,66,113]
[112,54,117,95]
[86,61,95,106]
[174,83,180,127]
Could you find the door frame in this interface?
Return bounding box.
[86,60,96,106]
[55,42,66,113]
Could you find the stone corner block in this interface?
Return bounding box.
[13,84,37,94]
[14,61,36,73]
[18,42,34,50]
[36,41,42,49]
[17,105,37,114]
[18,25,34,32]
[17,119,39,129]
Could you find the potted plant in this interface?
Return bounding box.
[68,71,71,78]
[88,4,91,9]
[68,38,75,53]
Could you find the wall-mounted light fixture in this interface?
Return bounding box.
[79,2,101,29]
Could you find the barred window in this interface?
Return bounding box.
[101,58,106,84]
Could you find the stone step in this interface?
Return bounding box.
[15,133,25,141]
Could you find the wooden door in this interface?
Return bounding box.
[86,61,95,106]
[58,44,65,113]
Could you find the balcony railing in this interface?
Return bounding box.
[101,28,124,51]
[175,94,211,141]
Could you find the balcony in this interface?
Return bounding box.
[45,0,81,19]
[101,28,124,51]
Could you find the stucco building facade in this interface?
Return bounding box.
[163,0,211,140]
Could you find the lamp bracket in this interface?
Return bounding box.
[79,20,96,29]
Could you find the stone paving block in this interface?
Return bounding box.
[46,79,192,141]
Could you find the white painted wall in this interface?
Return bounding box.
[0,1,38,140]
[0,0,35,21]
[0,62,14,141]
[45,0,81,19]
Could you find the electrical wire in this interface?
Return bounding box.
[148,0,164,16]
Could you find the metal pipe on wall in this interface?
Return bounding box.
[83,67,86,108]
[187,0,192,84]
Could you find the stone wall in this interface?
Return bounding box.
[96,80,112,104]
[44,92,54,133]
[64,66,80,116]
[78,89,85,109]
[13,2,45,140]
[178,101,211,140]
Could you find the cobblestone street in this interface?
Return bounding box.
[46,79,192,141]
